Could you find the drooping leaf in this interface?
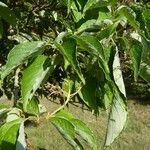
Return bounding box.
[21,55,53,112]
[0,119,22,150]
[49,117,83,150]
[1,41,45,80]
[55,37,85,84]
[52,110,97,150]
[113,47,126,96]
[16,122,27,150]
[105,90,127,146]
[105,47,127,146]
[71,119,97,150]
[0,2,16,26]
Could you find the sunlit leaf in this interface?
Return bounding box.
[52,110,97,150]
[0,119,22,150]
[49,117,83,150]
[1,41,45,80]
[21,55,54,112]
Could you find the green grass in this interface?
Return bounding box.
[24,98,150,150]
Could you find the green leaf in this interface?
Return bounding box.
[139,62,150,84]
[21,55,53,112]
[105,90,127,146]
[77,76,98,110]
[76,35,110,78]
[49,117,83,150]
[75,19,101,34]
[55,37,85,84]
[71,119,97,150]
[105,47,127,146]
[0,119,22,150]
[113,47,126,96]
[78,35,105,59]
[52,110,97,150]
[97,21,119,41]
[1,41,45,80]
[116,6,139,30]
[129,40,143,81]
[26,97,39,115]
[0,2,16,26]
[143,9,150,38]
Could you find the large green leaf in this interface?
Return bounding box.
[143,9,150,38]
[21,55,53,112]
[105,47,127,146]
[71,119,97,150]
[55,37,85,84]
[0,119,22,150]
[49,117,83,150]
[105,91,127,146]
[52,110,97,150]
[0,2,16,26]
[1,41,45,80]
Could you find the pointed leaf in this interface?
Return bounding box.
[1,41,45,80]
[0,119,22,150]
[21,55,53,112]
[105,47,127,146]
[105,91,127,146]
[55,37,85,84]
[71,119,97,150]
[49,117,82,150]
[53,110,97,150]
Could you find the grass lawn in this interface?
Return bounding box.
[25,98,150,150]
[0,96,150,150]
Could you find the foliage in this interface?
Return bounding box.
[0,0,150,149]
